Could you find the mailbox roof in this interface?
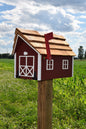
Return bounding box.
[12,28,76,56]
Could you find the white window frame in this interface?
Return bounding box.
[14,53,16,78]
[46,59,54,70]
[62,59,69,70]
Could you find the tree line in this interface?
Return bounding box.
[0,53,14,59]
[0,46,86,59]
[78,46,86,59]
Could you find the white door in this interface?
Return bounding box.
[19,56,34,77]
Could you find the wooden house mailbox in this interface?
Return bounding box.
[12,28,76,81]
[12,28,76,129]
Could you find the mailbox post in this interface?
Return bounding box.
[38,80,53,129]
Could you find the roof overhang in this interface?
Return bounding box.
[12,28,76,56]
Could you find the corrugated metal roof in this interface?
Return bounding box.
[12,28,76,56]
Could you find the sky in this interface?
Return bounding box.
[0,0,86,56]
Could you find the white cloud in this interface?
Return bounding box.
[0,47,12,53]
[0,22,13,32]
[0,0,86,54]
[65,31,86,56]
[0,22,14,40]
[1,1,80,33]
[79,15,86,19]
[32,0,86,12]
[0,39,11,46]
[1,0,86,13]
[0,3,3,6]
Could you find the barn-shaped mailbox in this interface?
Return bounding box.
[12,28,76,81]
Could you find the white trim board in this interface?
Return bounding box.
[14,53,16,78]
[72,56,74,77]
[13,35,19,55]
[38,53,42,81]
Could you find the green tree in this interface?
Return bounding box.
[78,46,84,59]
[85,50,86,59]
[0,54,2,58]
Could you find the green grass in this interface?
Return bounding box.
[0,59,86,129]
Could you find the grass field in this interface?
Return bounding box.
[0,59,86,129]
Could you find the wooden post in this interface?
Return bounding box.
[38,80,53,129]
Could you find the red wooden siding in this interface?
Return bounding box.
[15,37,38,80]
[41,55,72,80]
[15,36,73,80]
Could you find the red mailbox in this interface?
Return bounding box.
[12,28,76,81]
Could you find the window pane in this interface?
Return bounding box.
[64,64,66,69]
[49,60,51,65]
[47,60,49,64]
[62,60,69,69]
[65,65,67,69]
[20,57,26,65]
[46,59,54,70]
[27,57,33,66]
[50,65,52,69]
[48,64,49,69]
[50,60,52,65]
[64,60,66,65]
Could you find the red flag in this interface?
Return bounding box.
[44,32,53,60]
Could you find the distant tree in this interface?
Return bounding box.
[2,53,10,58]
[78,46,84,59]
[85,50,86,59]
[0,53,14,59]
[8,54,14,59]
[0,54,2,58]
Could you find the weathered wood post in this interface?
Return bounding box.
[38,80,53,129]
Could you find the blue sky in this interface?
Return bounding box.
[0,0,86,56]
